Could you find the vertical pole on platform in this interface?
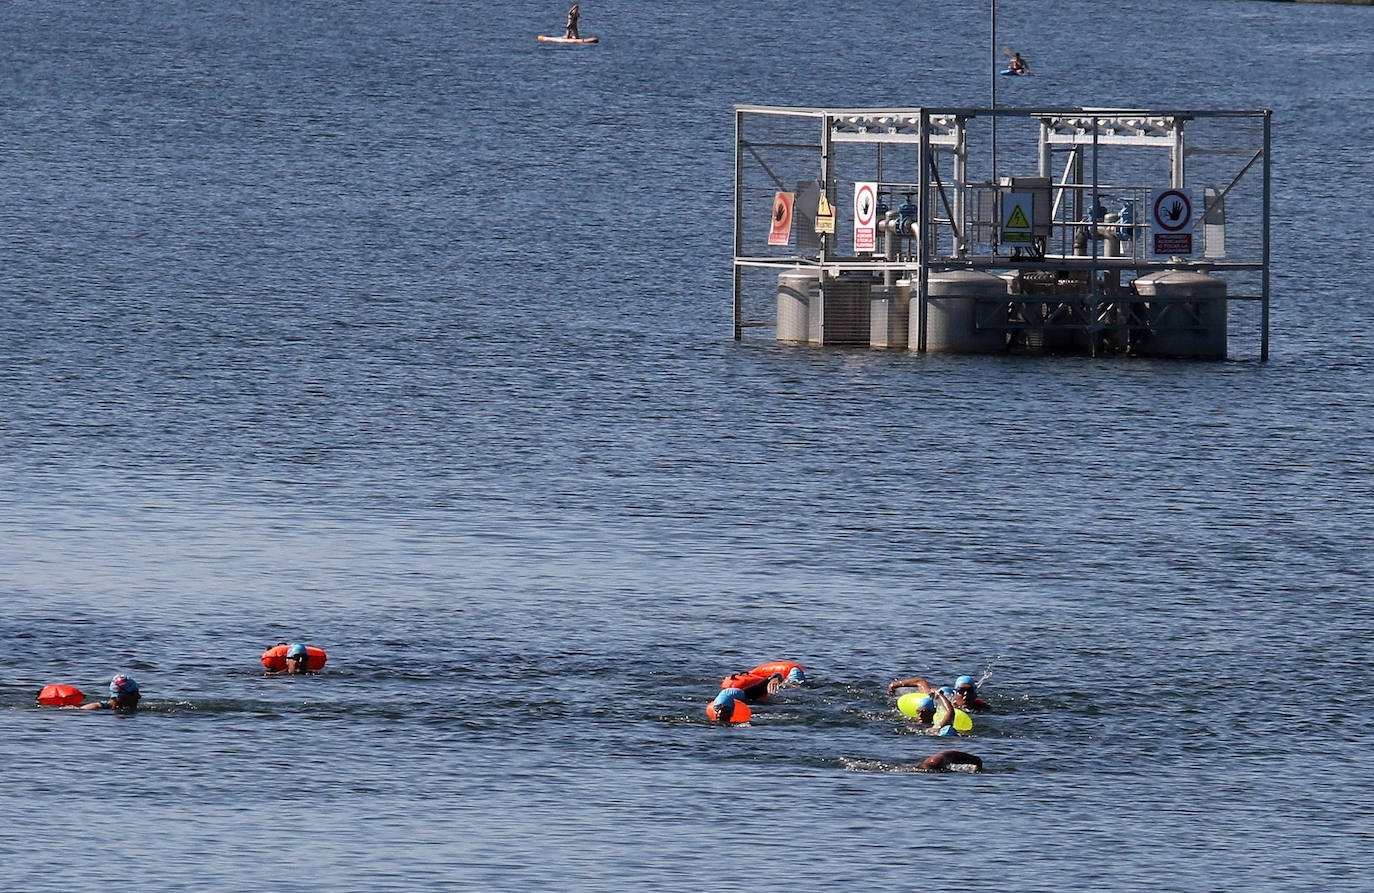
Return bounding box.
[990,0,998,189]
[1261,109,1271,362]
[918,110,930,352]
[734,108,744,340]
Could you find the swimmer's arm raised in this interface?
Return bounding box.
[932,690,955,734]
[887,676,933,694]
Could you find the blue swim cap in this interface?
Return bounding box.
[109,674,139,696]
[935,724,957,736]
[713,688,745,707]
[916,695,935,712]
[787,667,805,683]
[956,675,975,688]
[286,643,308,659]
[939,687,954,697]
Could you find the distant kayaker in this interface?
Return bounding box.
[564,3,580,39]
[1008,52,1029,75]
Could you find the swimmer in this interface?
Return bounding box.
[707,688,752,723]
[721,671,782,702]
[262,641,327,674]
[889,673,991,712]
[78,674,141,713]
[915,750,983,773]
[282,642,311,675]
[952,675,991,713]
[263,642,316,675]
[906,689,959,736]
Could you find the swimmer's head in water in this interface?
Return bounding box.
[285,643,309,672]
[955,675,977,697]
[110,674,139,696]
[708,692,751,723]
[786,667,805,684]
[916,695,935,720]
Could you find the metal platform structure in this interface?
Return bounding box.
[732,105,1271,359]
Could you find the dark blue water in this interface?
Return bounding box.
[4,1,1373,889]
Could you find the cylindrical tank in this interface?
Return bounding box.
[777,269,818,343]
[870,280,910,349]
[776,269,871,345]
[819,273,872,345]
[1132,270,1227,359]
[912,270,1008,353]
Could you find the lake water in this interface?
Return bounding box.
[3,1,1373,890]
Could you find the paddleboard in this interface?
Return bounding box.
[538,35,599,44]
[1000,69,1028,77]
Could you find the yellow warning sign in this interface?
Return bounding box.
[1001,193,1033,244]
[815,193,836,235]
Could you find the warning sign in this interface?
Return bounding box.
[853,182,877,253]
[1001,193,1034,245]
[768,192,794,246]
[1151,188,1195,256]
[815,192,836,235]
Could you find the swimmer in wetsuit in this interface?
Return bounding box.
[721,671,783,703]
[916,750,983,772]
[78,674,141,713]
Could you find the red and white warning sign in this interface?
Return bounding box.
[768,191,795,246]
[853,181,876,253]
[1151,188,1195,256]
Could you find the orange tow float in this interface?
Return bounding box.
[36,684,85,706]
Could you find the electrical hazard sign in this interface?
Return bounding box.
[768,192,794,246]
[815,192,836,235]
[1001,193,1034,245]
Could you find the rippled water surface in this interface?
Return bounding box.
[4,1,1373,890]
